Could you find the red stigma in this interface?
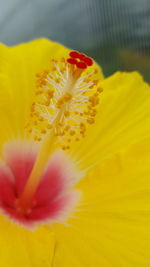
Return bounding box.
[77,53,86,61]
[67,50,93,69]
[67,58,77,64]
[83,57,93,66]
[69,51,79,58]
[76,61,87,69]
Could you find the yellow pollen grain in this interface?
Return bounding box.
[94,69,98,74]
[97,87,103,93]
[45,100,50,106]
[64,111,70,117]
[38,117,44,122]
[47,124,52,129]
[87,118,95,124]
[63,92,72,101]
[64,125,70,131]
[41,129,47,134]
[47,90,54,98]
[93,79,99,85]
[70,130,75,136]
[52,67,56,71]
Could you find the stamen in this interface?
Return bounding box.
[26,51,103,150]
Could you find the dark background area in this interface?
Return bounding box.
[0,0,149,81]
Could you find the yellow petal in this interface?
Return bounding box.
[72,72,150,169]
[0,216,55,266]
[53,140,150,266]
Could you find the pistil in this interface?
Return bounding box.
[19,51,102,209]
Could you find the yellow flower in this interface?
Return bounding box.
[0,39,150,266]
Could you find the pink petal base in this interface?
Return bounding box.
[0,140,80,229]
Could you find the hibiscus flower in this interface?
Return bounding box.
[0,39,150,266]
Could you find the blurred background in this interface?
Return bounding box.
[0,0,149,81]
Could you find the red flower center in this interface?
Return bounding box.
[0,141,80,229]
